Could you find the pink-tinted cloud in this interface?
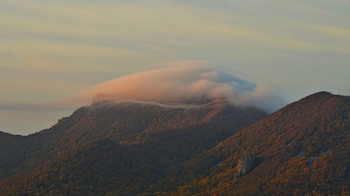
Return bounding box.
[63,65,286,112]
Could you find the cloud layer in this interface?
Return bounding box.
[68,66,285,113]
[0,65,285,135]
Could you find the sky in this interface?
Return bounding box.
[1,0,350,135]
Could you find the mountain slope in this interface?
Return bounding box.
[0,132,26,178]
[0,99,267,195]
[169,92,350,195]
[0,139,160,195]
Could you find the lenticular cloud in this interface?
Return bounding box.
[71,66,285,113]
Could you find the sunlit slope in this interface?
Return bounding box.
[171,92,350,195]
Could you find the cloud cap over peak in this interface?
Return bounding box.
[70,65,286,113]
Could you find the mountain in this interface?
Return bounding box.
[0,98,267,195]
[1,92,348,195]
[166,92,350,195]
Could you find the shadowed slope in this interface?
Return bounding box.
[0,99,267,195]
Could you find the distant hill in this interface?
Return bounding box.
[0,98,266,195]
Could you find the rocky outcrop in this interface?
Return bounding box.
[339,166,348,178]
[234,150,256,178]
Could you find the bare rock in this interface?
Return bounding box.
[234,150,256,178]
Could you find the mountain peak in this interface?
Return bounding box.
[274,91,349,118]
[302,91,335,100]
[299,91,347,103]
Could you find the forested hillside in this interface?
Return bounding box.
[0,98,267,195]
[168,92,350,195]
